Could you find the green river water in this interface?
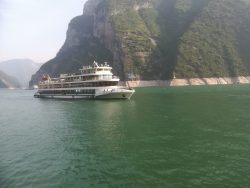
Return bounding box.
[0,85,250,187]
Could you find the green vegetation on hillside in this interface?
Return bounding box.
[175,0,250,78]
[31,0,250,85]
[107,0,250,79]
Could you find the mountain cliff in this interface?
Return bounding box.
[0,59,41,88]
[30,0,250,86]
[0,70,20,88]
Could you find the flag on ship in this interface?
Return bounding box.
[42,74,50,81]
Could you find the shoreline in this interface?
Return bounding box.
[121,76,250,88]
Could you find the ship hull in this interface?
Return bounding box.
[34,88,135,100]
[95,89,134,99]
[34,94,94,99]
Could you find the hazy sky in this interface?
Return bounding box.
[0,0,87,63]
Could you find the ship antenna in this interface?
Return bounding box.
[93,61,99,67]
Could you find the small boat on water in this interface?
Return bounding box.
[34,61,135,99]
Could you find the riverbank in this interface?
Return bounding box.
[121,76,250,87]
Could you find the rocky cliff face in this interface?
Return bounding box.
[30,0,250,86]
[30,8,113,86]
[30,0,161,87]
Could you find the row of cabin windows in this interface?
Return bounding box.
[70,81,117,87]
[81,68,111,74]
[40,81,118,89]
[40,89,95,95]
[65,75,113,82]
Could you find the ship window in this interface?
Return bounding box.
[103,75,112,80]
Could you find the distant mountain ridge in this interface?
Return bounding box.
[30,0,250,86]
[0,70,20,88]
[0,59,42,88]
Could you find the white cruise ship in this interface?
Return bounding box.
[34,61,135,99]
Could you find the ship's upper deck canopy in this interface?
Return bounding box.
[80,61,112,71]
[79,61,113,75]
[58,61,114,79]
